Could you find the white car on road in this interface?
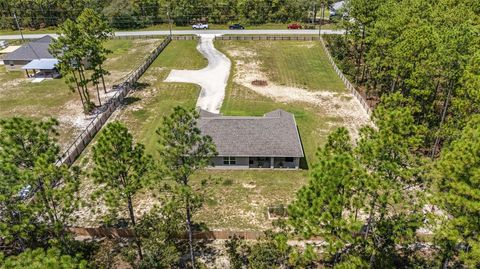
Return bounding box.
[192,23,209,30]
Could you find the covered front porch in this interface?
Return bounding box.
[248,157,299,169]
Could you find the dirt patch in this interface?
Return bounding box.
[242,182,256,189]
[229,47,370,139]
[251,79,268,86]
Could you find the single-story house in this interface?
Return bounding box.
[330,1,346,18]
[3,35,55,71]
[198,109,304,169]
[0,45,21,65]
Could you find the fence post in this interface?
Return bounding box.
[57,37,172,166]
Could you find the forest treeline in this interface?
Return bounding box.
[0,0,334,30]
[325,0,480,156]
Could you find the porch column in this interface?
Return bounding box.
[270,157,274,169]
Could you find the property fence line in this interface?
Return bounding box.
[171,35,199,40]
[57,36,172,166]
[69,227,265,240]
[318,36,372,116]
[68,227,433,242]
[214,35,320,41]
[114,35,197,40]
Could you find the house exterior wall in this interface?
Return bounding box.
[209,156,300,170]
[4,60,30,71]
[210,156,250,169]
[273,157,300,169]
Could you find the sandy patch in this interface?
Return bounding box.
[229,47,370,139]
[165,34,231,113]
[242,182,256,189]
[0,78,24,90]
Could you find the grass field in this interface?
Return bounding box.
[115,40,207,153]
[105,39,353,230]
[0,38,162,146]
[216,40,347,163]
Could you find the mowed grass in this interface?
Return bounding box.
[192,170,309,230]
[117,40,207,153]
[222,40,344,92]
[0,38,161,145]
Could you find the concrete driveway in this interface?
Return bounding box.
[164,34,231,113]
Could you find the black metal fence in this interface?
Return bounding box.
[57,36,172,166]
[215,35,320,41]
[113,35,198,40]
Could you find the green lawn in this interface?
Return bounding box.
[218,40,344,92]
[116,40,207,153]
[192,170,309,230]
[0,38,162,146]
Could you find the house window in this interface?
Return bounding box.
[223,157,236,165]
[285,157,294,162]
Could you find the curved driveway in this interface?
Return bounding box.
[164,34,231,113]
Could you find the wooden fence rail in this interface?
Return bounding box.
[318,36,372,115]
[57,36,172,166]
[68,227,433,242]
[68,227,265,240]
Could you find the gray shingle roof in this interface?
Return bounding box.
[4,35,55,61]
[198,109,304,158]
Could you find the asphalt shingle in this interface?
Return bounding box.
[198,109,304,157]
[4,35,54,61]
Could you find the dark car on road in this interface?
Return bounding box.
[287,23,302,29]
[229,24,245,30]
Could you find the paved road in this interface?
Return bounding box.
[0,29,344,40]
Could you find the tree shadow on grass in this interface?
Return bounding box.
[122,96,141,106]
[133,82,150,91]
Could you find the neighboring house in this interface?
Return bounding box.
[0,45,21,65]
[198,109,304,169]
[330,1,346,18]
[3,35,55,71]
[0,40,7,49]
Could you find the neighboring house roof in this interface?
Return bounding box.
[198,109,304,158]
[4,35,55,61]
[0,46,21,54]
[22,59,59,70]
[0,40,7,48]
[331,1,345,11]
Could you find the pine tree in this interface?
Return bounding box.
[156,106,217,269]
[0,118,81,253]
[288,128,366,265]
[433,115,480,268]
[91,121,152,260]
